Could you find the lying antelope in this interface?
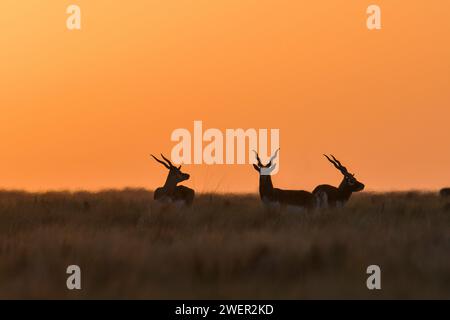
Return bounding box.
[252,149,315,210]
[440,188,450,197]
[151,154,195,205]
[313,155,364,208]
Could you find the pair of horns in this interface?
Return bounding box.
[324,154,351,176]
[253,149,280,167]
[151,154,181,170]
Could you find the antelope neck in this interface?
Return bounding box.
[259,175,274,198]
[338,178,353,199]
[163,174,178,192]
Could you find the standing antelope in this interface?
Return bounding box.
[151,154,195,205]
[252,149,316,209]
[313,155,364,208]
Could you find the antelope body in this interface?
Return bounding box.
[253,150,315,209]
[151,154,195,205]
[313,155,364,208]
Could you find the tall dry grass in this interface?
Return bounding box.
[0,189,450,299]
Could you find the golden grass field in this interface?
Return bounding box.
[0,189,450,299]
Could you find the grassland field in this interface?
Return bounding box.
[0,189,449,299]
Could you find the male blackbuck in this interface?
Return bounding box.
[252,149,316,209]
[440,188,450,197]
[313,155,364,208]
[151,154,195,205]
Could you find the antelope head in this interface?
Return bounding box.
[324,154,364,192]
[151,154,190,185]
[253,149,279,176]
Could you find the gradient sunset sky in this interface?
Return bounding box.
[1,1,449,193]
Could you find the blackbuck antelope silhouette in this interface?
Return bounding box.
[440,188,450,197]
[313,155,364,208]
[252,149,315,209]
[151,154,195,205]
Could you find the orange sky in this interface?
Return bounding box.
[1,1,449,193]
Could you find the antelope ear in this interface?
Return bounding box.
[253,164,260,172]
[178,165,182,169]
